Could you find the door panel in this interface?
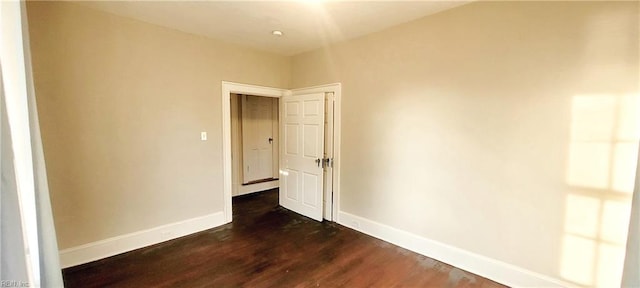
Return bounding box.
[280,93,325,221]
[286,169,299,200]
[285,124,299,155]
[303,125,319,157]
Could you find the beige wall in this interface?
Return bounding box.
[292,1,638,287]
[231,94,243,196]
[27,1,290,249]
[27,0,639,286]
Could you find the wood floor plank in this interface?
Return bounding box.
[63,189,509,288]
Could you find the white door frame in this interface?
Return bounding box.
[221,81,341,223]
[222,82,286,223]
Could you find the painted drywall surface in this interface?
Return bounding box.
[292,1,639,286]
[231,94,243,196]
[27,1,290,249]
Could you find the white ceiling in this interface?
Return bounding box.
[76,1,470,56]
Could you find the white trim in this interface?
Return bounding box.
[291,83,342,221]
[322,92,335,221]
[222,81,286,223]
[1,2,41,285]
[236,180,279,196]
[59,212,225,268]
[290,83,342,94]
[337,211,576,288]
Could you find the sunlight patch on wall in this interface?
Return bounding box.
[566,143,611,189]
[596,242,627,287]
[564,194,600,238]
[561,235,596,286]
[612,142,639,193]
[561,94,638,287]
[569,96,616,141]
[600,200,632,243]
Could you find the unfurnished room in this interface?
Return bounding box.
[1,1,639,287]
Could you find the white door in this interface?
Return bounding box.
[280,93,325,221]
[242,95,275,183]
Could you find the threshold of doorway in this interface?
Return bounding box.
[242,178,279,186]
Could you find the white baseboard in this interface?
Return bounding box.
[235,180,278,197]
[59,211,226,268]
[337,211,574,288]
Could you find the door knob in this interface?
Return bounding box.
[268,137,273,144]
[315,158,321,167]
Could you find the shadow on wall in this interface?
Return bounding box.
[561,94,639,287]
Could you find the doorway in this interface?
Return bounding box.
[221,82,341,224]
[231,93,279,197]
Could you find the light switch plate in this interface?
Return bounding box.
[201,132,207,141]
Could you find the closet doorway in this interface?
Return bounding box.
[231,93,280,196]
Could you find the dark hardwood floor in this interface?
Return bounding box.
[63,189,508,288]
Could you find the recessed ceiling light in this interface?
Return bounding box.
[272,30,284,37]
